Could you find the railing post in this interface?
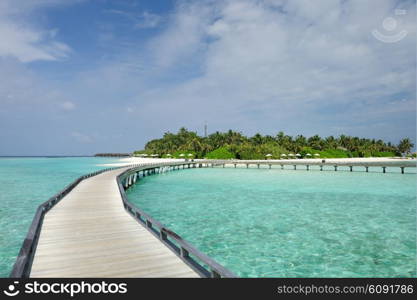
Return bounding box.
[146,220,152,229]
[180,247,189,258]
[210,269,221,278]
[160,230,167,241]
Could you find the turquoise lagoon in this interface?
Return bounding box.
[126,166,416,277]
[0,157,120,277]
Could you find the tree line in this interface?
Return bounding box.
[134,128,415,159]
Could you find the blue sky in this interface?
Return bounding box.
[0,0,415,155]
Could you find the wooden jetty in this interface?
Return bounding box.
[10,158,414,278]
[194,159,416,174]
[10,162,235,278]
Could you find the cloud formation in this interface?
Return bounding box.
[0,0,72,62]
[130,0,415,139]
[0,0,415,155]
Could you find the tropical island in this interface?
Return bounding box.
[133,128,415,159]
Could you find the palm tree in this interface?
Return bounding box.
[398,138,414,155]
[251,133,264,145]
[140,127,411,159]
[308,135,323,150]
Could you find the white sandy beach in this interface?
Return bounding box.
[98,156,414,167]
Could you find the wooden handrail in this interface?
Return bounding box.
[9,164,141,278]
[12,157,407,278]
[117,163,237,278]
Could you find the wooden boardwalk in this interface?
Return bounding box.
[15,158,413,278]
[30,167,198,278]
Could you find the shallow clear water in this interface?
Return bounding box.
[127,166,416,277]
[0,157,119,277]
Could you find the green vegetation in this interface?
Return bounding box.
[134,128,414,159]
[206,147,235,159]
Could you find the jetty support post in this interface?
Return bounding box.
[180,247,189,258]
[382,167,386,173]
[320,165,323,171]
[401,167,404,174]
[349,166,353,172]
[210,270,221,278]
[160,230,167,241]
[365,166,369,173]
[306,165,309,171]
[293,165,296,170]
[334,166,338,171]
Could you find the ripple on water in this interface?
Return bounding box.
[127,167,416,277]
[0,157,120,277]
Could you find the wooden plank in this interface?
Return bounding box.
[30,167,198,278]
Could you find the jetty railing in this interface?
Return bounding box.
[117,163,237,278]
[11,158,414,278]
[192,159,416,173]
[9,164,147,278]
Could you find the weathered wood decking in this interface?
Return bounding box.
[13,158,414,278]
[30,167,198,278]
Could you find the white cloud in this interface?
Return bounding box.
[0,0,72,62]
[136,11,162,29]
[0,0,80,116]
[60,101,76,111]
[148,2,214,68]
[104,9,162,29]
[127,0,415,138]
